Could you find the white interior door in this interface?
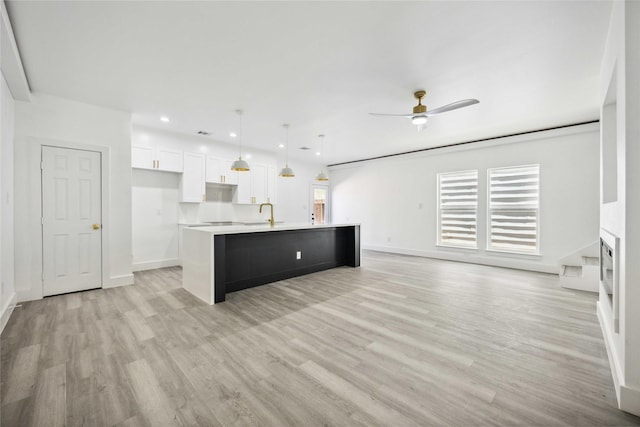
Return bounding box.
[42,146,102,296]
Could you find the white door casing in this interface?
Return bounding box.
[42,146,102,296]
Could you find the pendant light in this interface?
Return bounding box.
[315,134,329,181]
[279,124,295,177]
[231,109,250,171]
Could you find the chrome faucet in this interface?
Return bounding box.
[259,203,275,227]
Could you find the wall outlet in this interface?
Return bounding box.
[296,251,301,260]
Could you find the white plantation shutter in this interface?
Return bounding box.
[438,170,478,247]
[488,165,539,253]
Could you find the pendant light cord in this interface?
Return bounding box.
[319,134,325,170]
[236,109,243,158]
[284,124,289,166]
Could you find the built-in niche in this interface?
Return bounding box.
[205,183,234,202]
[602,64,617,204]
[600,229,619,333]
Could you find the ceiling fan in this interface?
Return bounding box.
[369,90,479,131]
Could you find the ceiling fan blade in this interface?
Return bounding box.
[368,112,414,118]
[425,99,479,116]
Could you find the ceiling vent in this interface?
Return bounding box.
[299,146,311,150]
[197,130,211,136]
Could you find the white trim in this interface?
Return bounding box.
[485,248,542,258]
[596,301,640,416]
[328,122,599,171]
[0,1,31,101]
[26,137,113,300]
[104,274,134,288]
[435,244,478,252]
[0,292,17,333]
[132,258,180,272]
[362,244,559,274]
[620,385,640,417]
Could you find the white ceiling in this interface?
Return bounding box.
[6,1,611,165]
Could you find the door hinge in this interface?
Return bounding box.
[41,217,44,225]
[40,161,44,170]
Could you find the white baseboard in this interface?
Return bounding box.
[104,273,135,288]
[362,245,559,274]
[598,302,624,406]
[17,288,42,303]
[1,292,17,334]
[620,384,640,417]
[132,258,180,272]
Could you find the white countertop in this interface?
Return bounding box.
[184,223,359,235]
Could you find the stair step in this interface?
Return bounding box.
[582,256,599,266]
[562,265,582,277]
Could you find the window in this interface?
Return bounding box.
[488,165,539,253]
[438,170,478,248]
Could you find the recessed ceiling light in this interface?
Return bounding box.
[245,153,252,159]
[278,143,285,148]
[229,132,237,138]
[315,152,321,156]
[160,116,170,123]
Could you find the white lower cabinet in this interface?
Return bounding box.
[180,152,206,202]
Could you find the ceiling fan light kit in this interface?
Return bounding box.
[369,90,479,131]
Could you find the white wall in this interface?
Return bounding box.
[131,125,320,269]
[330,123,599,274]
[14,93,133,302]
[132,169,180,270]
[598,0,640,416]
[1,74,16,331]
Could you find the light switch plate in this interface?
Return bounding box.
[296,251,301,260]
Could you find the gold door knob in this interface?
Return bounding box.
[92,223,101,230]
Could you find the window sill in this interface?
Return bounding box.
[485,248,541,258]
[436,244,478,252]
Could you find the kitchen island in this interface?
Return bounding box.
[182,223,360,304]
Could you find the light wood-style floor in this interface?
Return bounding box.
[2,251,640,426]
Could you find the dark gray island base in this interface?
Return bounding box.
[182,224,360,304]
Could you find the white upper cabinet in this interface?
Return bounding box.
[132,145,183,172]
[180,152,205,203]
[234,163,276,205]
[132,146,155,169]
[156,148,183,172]
[221,159,238,185]
[206,156,238,185]
[251,163,267,204]
[236,169,252,204]
[205,156,221,183]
